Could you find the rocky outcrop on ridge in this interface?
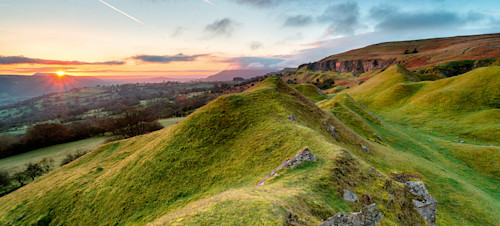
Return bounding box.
[256,147,316,186]
[319,203,384,226]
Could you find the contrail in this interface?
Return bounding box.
[203,0,214,5]
[480,12,500,16]
[98,0,144,25]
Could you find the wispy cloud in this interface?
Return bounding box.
[480,12,500,16]
[284,15,313,27]
[131,54,206,63]
[0,56,125,65]
[97,0,144,25]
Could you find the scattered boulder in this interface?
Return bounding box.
[319,203,383,226]
[405,181,437,226]
[316,89,326,95]
[390,173,421,183]
[343,189,359,202]
[256,147,316,186]
[327,125,339,140]
[321,120,339,140]
[288,115,298,122]
[361,145,370,153]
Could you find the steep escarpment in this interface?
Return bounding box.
[299,33,500,75]
[300,58,397,75]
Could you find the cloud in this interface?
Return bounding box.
[170,27,185,38]
[249,41,263,50]
[0,56,125,65]
[233,0,273,8]
[318,2,361,37]
[205,18,238,38]
[369,5,487,32]
[223,56,285,69]
[131,54,206,63]
[284,15,313,27]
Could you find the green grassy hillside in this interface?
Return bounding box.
[0,76,498,225]
[345,65,500,142]
[290,84,327,102]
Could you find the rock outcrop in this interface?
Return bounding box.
[361,145,370,153]
[299,59,397,75]
[343,189,359,202]
[321,120,339,140]
[288,115,298,122]
[256,147,316,186]
[319,203,384,226]
[405,181,437,226]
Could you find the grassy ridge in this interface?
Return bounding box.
[0,76,498,225]
[346,65,500,142]
[290,84,327,102]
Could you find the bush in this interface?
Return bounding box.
[39,158,55,173]
[60,151,88,167]
[13,171,28,186]
[25,162,44,180]
[0,169,10,188]
[113,107,163,138]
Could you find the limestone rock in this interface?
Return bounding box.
[327,125,339,140]
[343,189,359,202]
[319,203,383,226]
[288,115,298,122]
[256,147,316,186]
[361,145,370,153]
[405,181,437,226]
[316,89,326,95]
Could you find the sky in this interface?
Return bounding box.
[0,0,499,78]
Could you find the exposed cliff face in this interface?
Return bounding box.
[298,33,500,75]
[300,58,397,75]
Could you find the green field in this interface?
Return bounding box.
[0,118,185,174]
[0,137,106,174]
[158,117,186,127]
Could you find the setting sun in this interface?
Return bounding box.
[56,71,65,77]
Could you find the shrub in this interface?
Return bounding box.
[39,158,55,173]
[25,162,44,180]
[60,151,88,167]
[0,169,10,188]
[13,171,28,186]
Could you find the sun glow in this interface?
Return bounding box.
[56,71,65,77]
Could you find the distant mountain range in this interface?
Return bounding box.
[0,73,104,106]
[204,69,278,81]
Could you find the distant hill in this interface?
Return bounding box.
[204,69,277,81]
[300,33,500,75]
[0,74,104,106]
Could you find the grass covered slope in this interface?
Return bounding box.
[319,91,500,225]
[0,77,384,225]
[346,65,500,142]
[0,76,498,225]
[290,84,327,102]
